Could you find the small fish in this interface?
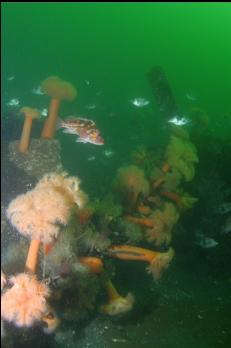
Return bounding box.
[195,233,218,249]
[168,115,190,126]
[85,79,90,86]
[218,202,231,215]
[7,76,15,81]
[6,98,20,107]
[104,149,114,157]
[131,97,150,108]
[32,86,44,95]
[40,108,48,117]
[87,156,96,161]
[112,338,128,343]
[222,216,231,234]
[58,116,104,145]
[186,91,198,101]
[86,104,97,110]
[109,111,116,117]
[96,91,103,96]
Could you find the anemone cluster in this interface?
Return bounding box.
[1,76,199,343]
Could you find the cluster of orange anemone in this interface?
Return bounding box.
[2,165,177,333]
[2,77,199,336]
[112,130,198,250]
[1,172,86,333]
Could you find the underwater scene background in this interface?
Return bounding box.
[1,3,231,348]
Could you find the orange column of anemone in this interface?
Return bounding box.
[160,191,182,205]
[152,175,166,189]
[41,98,60,139]
[108,245,159,262]
[136,204,152,215]
[25,240,41,274]
[152,162,171,189]
[108,245,175,281]
[124,215,155,228]
[78,257,104,274]
[162,162,171,173]
[104,280,121,302]
[19,116,33,153]
[100,280,135,316]
[18,107,40,153]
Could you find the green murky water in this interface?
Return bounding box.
[1,3,231,348]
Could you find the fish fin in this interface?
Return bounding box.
[56,117,64,130]
[73,117,95,126]
[64,115,92,122]
[63,128,76,134]
[64,116,95,128]
[65,115,78,121]
[70,116,92,121]
[76,137,88,143]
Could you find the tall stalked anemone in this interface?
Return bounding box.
[108,245,175,281]
[41,76,77,139]
[18,107,40,153]
[6,172,87,274]
[100,280,135,316]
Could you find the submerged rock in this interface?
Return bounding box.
[1,201,9,235]
[8,138,63,179]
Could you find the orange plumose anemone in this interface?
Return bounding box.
[6,172,87,273]
[113,165,150,208]
[145,203,179,246]
[1,273,50,327]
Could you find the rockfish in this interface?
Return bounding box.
[58,116,104,145]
